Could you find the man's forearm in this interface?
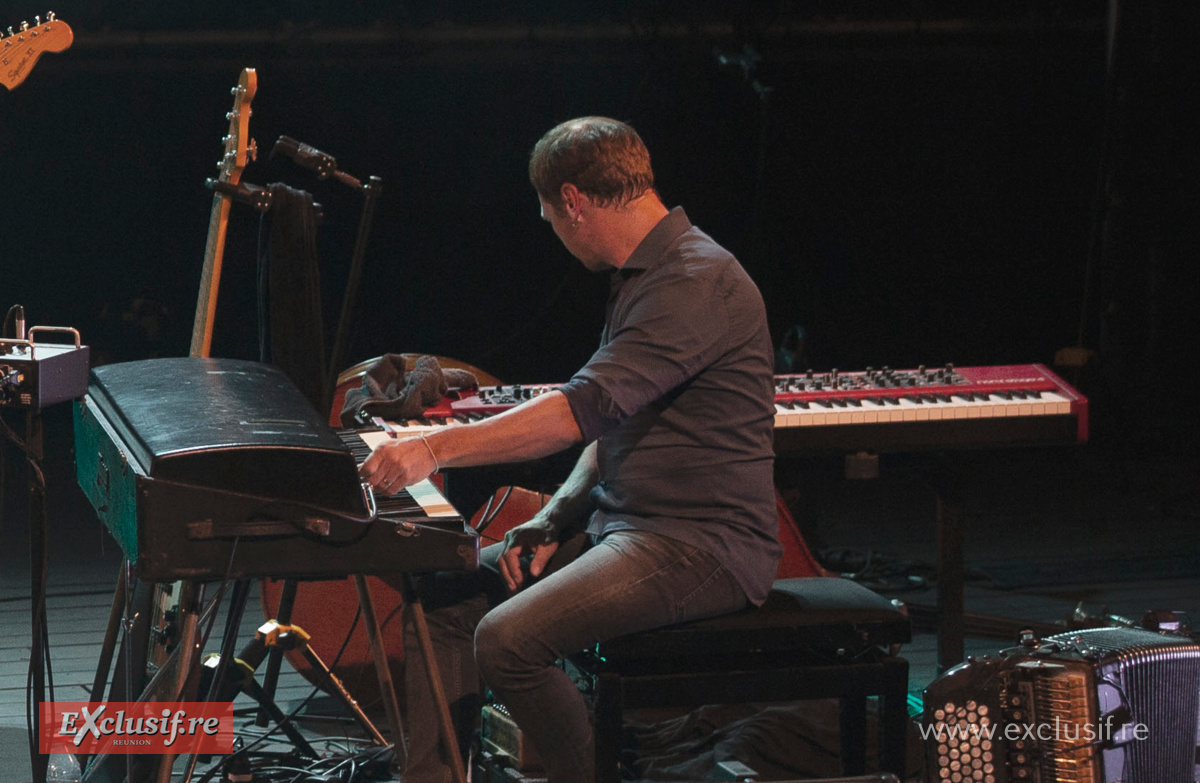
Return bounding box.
[535,440,599,533]
[426,390,584,469]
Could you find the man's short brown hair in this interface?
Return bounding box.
[529,117,655,211]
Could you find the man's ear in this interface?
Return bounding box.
[560,183,582,216]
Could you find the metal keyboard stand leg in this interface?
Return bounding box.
[402,573,468,783]
[921,458,1067,672]
[934,471,966,672]
[354,575,408,770]
[177,579,253,783]
[88,566,129,714]
[81,577,207,783]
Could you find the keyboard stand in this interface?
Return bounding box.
[401,573,469,783]
[83,570,408,783]
[932,464,966,671]
[916,457,1073,671]
[81,576,207,783]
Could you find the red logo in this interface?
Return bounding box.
[39,702,234,755]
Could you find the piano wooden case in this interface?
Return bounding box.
[73,357,477,582]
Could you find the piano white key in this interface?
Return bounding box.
[830,404,857,425]
[358,429,391,450]
[894,397,922,421]
[1040,391,1072,415]
[872,400,907,423]
[774,404,801,428]
[1000,396,1025,417]
[972,396,1001,418]
[941,396,971,419]
[900,397,938,420]
[403,478,460,518]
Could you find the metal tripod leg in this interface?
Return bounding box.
[256,579,297,727]
[256,577,406,765]
[209,618,394,751]
[295,632,390,747]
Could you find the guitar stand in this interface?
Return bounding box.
[253,576,407,768]
[206,178,325,222]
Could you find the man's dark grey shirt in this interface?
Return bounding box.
[559,207,781,604]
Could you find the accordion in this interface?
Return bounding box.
[922,626,1200,783]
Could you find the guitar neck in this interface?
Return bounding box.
[187,68,256,359]
[1,16,73,91]
[189,192,233,358]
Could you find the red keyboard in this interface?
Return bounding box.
[361,364,1087,455]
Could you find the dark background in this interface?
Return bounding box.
[2,7,1198,778]
[3,0,1198,448]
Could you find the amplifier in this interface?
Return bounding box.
[922,627,1200,782]
[0,327,90,410]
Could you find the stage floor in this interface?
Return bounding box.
[2,408,1197,781]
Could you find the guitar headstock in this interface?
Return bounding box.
[2,12,73,90]
[217,68,258,185]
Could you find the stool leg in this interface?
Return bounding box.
[593,672,624,783]
[838,691,868,775]
[879,656,910,776]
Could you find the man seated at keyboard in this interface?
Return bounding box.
[359,116,782,783]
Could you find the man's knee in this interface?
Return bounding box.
[474,609,539,683]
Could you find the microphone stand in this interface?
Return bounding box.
[254,139,386,752]
[270,136,383,413]
[329,174,383,412]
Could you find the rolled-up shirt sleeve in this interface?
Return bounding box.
[558,262,733,444]
[557,376,610,443]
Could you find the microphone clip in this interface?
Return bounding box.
[271,136,363,190]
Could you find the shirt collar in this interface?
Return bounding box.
[619,207,692,274]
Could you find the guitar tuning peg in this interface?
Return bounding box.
[35,16,42,25]
[21,21,30,31]
[48,12,57,22]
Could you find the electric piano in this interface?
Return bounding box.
[73,357,478,582]
[351,363,1088,455]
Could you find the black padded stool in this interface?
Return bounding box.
[571,577,912,782]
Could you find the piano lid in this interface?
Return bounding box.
[84,357,366,513]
